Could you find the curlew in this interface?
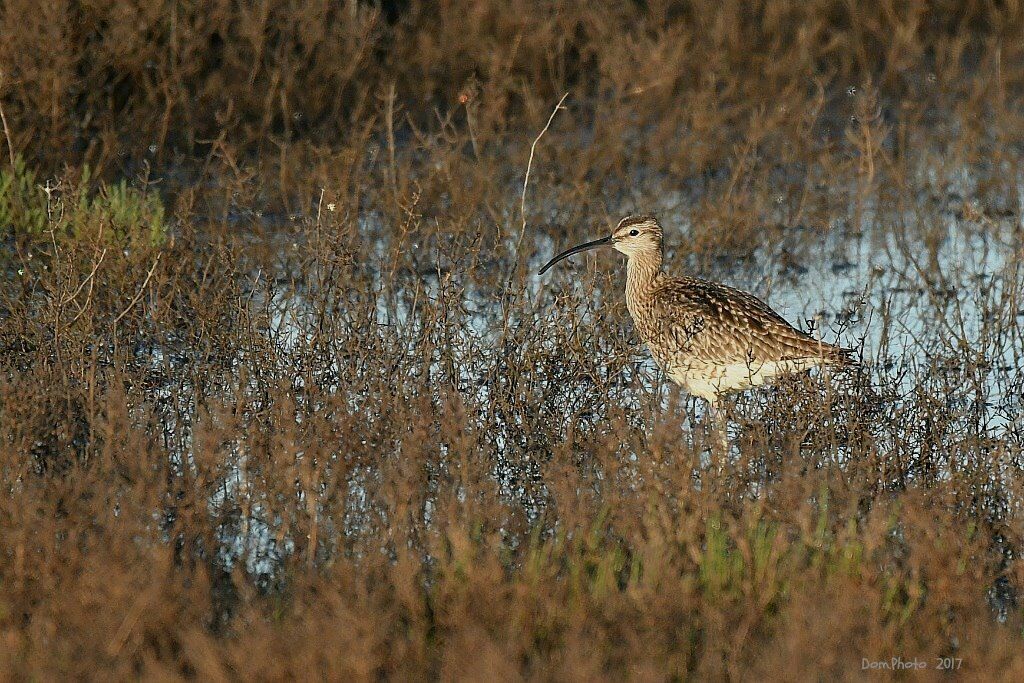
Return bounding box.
[539,215,853,415]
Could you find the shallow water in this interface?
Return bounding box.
[195,162,1024,581]
[251,173,1023,438]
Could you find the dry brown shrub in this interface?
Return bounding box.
[1,1,1023,679]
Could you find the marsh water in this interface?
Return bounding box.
[196,162,1022,583]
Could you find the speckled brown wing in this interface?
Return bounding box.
[639,276,850,366]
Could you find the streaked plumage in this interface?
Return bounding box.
[540,215,852,405]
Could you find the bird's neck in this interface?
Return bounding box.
[625,251,662,300]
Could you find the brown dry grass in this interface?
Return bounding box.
[1,1,1024,680]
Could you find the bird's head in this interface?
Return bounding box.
[539,214,664,275]
[609,214,663,258]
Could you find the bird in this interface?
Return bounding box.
[539,214,853,413]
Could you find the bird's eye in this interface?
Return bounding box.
[629,229,639,236]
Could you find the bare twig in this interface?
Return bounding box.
[518,92,569,251]
[499,92,569,324]
[106,591,149,658]
[0,74,14,168]
[60,248,108,307]
[503,90,570,308]
[386,81,397,195]
[113,253,162,325]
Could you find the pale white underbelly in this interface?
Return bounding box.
[665,357,827,403]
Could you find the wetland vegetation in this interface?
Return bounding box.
[0,0,1023,679]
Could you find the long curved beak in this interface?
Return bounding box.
[538,236,612,275]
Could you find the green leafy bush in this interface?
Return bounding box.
[0,157,47,235]
[0,158,166,245]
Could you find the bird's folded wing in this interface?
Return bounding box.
[649,278,843,365]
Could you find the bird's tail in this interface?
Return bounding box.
[784,332,859,368]
[824,343,858,367]
[795,338,857,367]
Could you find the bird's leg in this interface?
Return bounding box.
[705,398,730,470]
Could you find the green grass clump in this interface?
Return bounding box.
[0,158,165,245]
[0,157,47,235]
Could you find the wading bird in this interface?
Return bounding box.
[539,215,852,419]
